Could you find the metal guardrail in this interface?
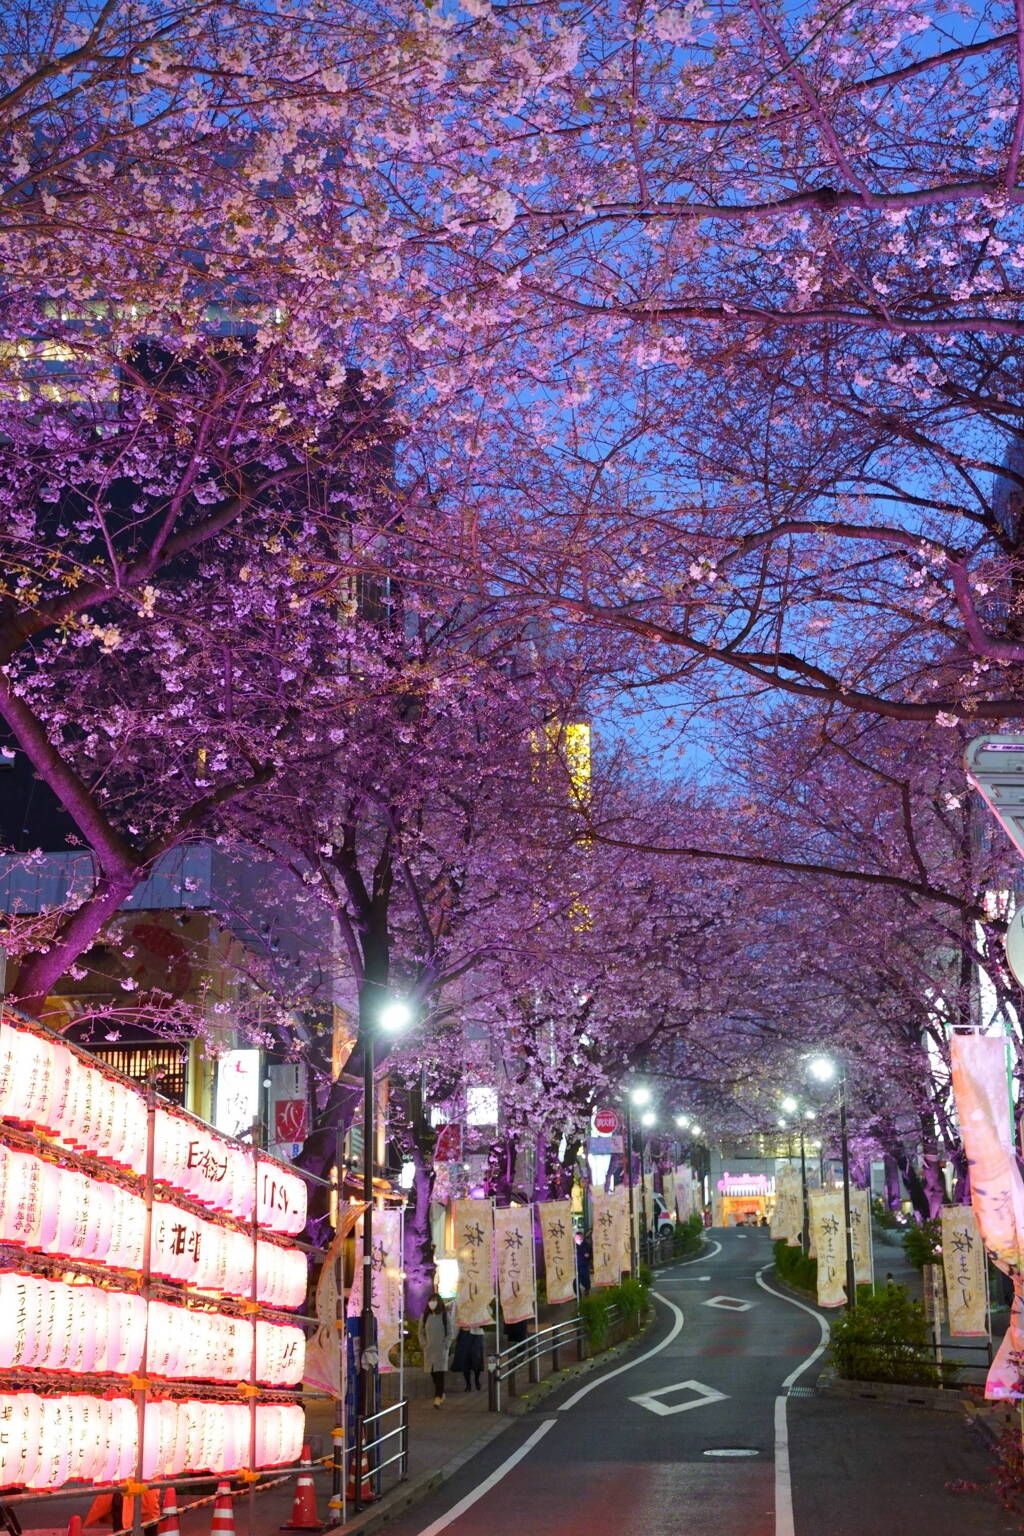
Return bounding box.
[487,1305,635,1411]
[349,1399,409,1513]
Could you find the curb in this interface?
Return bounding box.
[815,1365,966,1414]
[327,1303,662,1531]
[327,1420,510,1536]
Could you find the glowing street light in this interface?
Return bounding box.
[808,1055,837,1084]
[629,1085,652,1108]
[781,1095,798,1115]
[675,1114,690,1130]
[640,1110,657,1129]
[379,999,412,1033]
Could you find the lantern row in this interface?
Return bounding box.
[0,1273,305,1386]
[0,1394,304,1490]
[0,1021,307,1234]
[0,1144,307,1308]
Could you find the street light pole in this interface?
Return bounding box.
[838,1063,857,1310]
[624,1095,638,1280]
[360,1013,378,1427]
[799,1126,809,1256]
[360,996,412,1427]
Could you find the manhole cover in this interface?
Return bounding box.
[703,1448,760,1458]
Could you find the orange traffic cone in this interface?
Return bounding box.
[211,1483,235,1536]
[158,1489,181,1536]
[68,1517,83,1536]
[281,1446,322,1531]
[345,1447,374,1508]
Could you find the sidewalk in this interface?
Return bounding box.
[12,1296,643,1536]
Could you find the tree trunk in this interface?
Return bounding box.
[403,1149,436,1320]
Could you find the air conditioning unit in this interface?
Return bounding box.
[965,735,1024,859]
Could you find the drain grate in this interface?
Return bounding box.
[787,1386,815,1398]
[704,1448,760,1458]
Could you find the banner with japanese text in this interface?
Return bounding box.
[453,1198,495,1328]
[304,1204,363,1396]
[674,1166,691,1223]
[592,1187,626,1288]
[494,1205,535,1325]
[661,1170,676,1227]
[808,1188,847,1307]
[771,1165,802,1248]
[640,1171,656,1233]
[538,1199,576,1305]
[940,1205,987,1338]
[621,1184,635,1273]
[950,1033,1024,1397]
[850,1187,873,1288]
[347,1206,403,1372]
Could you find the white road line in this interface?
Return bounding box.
[773,1395,793,1536]
[754,1265,831,1536]
[557,1290,685,1411]
[679,1239,722,1263]
[412,1419,556,1536]
[754,1267,830,1389]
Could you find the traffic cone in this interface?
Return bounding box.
[158,1489,181,1536]
[211,1483,235,1536]
[345,1446,374,1508]
[281,1446,322,1531]
[68,1517,82,1536]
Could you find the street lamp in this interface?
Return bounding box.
[807,1054,856,1309]
[675,1114,690,1130]
[360,994,412,1426]
[621,1086,649,1279]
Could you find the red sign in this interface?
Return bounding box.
[434,1122,463,1162]
[594,1109,618,1135]
[274,1099,307,1143]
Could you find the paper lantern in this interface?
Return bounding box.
[35,1159,61,1252]
[0,1024,19,1117]
[0,1392,42,1486]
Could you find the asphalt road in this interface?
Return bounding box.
[385,1228,1015,1536]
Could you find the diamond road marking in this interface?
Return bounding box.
[630,1379,729,1418]
[703,1295,755,1312]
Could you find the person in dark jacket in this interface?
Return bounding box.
[575,1231,593,1296]
[452,1324,485,1390]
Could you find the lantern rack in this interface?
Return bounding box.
[0,1010,350,1531]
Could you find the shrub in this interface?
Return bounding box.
[829,1284,958,1386]
[872,1197,901,1232]
[673,1214,705,1257]
[902,1217,942,1271]
[773,1239,818,1295]
[615,1275,650,1317]
[579,1292,611,1348]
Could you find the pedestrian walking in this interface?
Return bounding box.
[575,1231,593,1295]
[452,1323,485,1391]
[419,1290,452,1407]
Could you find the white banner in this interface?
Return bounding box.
[494,1205,535,1325]
[538,1199,575,1305]
[949,1033,1024,1398]
[347,1207,403,1371]
[640,1171,656,1232]
[661,1169,676,1227]
[592,1187,626,1288]
[850,1186,873,1288]
[771,1164,802,1247]
[674,1165,691,1223]
[808,1188,847,1308]
[452,1198,495,1328]
[941,1205,988,1338]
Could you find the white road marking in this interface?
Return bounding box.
[703,1294,755,1311]
[557,1289,685,1411]
[678,1239,722,1263]
[412,1419,556,1536]
[630,1378,728,1417]
[754,1265,831,1536]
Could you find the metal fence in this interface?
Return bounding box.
[348,1399,409,1513]
[486,1304,638,1411]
